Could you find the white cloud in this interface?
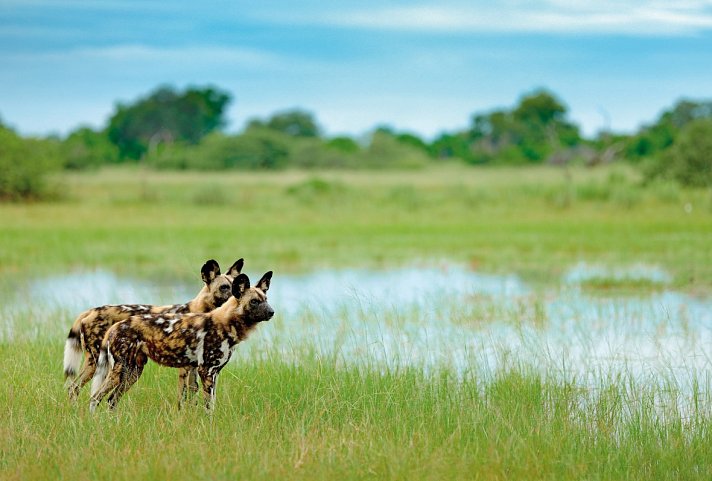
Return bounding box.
[271,1,712,35]
[3,44,281,69]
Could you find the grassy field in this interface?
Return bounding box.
[1,164,711,290]
[3,341,712,480]
[2,164,712,480]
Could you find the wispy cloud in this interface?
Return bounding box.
[0,0,173,11]
[4,44,281,69]
[268,1,712,36]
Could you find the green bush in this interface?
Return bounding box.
[357,130,429,168]
[285,177,348,203]
[147,130,290,170]
[0,125,62,200]
[61,127,119,170]
[146,128,430,171]
[290,138,358,168]
[658,119,712,187]
[326,136,360,154]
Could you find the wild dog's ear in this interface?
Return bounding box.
[226,258,244,278]
[232,273,250,299]
[256,271,273,293]
[201,259,221,284]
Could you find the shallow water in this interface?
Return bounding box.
[4,263,712,389]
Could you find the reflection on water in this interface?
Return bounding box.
[3,263,711,390]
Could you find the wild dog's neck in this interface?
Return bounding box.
[212,296,241,324]
[211,297,254,342]
[187,285,218,313]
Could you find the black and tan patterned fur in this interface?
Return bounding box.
[64,259,244,402]
[89,271,273,412]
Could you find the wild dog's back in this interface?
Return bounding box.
[109,311,210,369]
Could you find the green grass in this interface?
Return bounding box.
[0,165,711,291]
[2,340,711,481]
[2,165,712,479]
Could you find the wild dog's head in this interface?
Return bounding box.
[201,258,244,307]
[231,271,274,324]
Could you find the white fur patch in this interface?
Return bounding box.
[90,350,109,398]
[210,339,232,374]
[163,318,180,333]
[185,330,206,365]
[63,337,83,377]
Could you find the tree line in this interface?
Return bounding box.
[1,84,711,199]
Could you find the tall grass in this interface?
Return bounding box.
[2,340,711,480]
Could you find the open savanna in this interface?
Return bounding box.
[0,164,711,289]
[2,164,712,480]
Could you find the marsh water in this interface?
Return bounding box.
[4,263,711,389]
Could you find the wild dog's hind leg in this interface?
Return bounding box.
[107,351,147,410]
[89,363,123,413]
[67,353,96,401]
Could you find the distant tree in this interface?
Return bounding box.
[513,91,566,125]
[646,119,712,187]
[61,127,119,169]
[467,89,581,164]
[359,129,429,168]
[626,99,712,162]
[147,130,290,170]
[0,124,61,200]
[326,136,360,153]
[666,100,712,128]
[430,133,473,162]
[373,126,430,155]
[107,85,231,160]
[252,109,321,138]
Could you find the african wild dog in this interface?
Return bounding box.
[64,258,244,404]
[89,271,273,412]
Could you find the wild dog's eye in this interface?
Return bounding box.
[220,285,229,290]
[250,299,259,306]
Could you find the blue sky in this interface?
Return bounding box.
[1,0,712,139]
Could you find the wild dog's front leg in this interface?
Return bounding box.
[187,368,200,395]
[177,368,201,408]
[197,367,218,412]
[177,367,191,408]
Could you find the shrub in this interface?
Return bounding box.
[645,119,712,187]
[0,125,62,200]
[357,131,429,168]
[290,139,358,168]
[61,127,119,170]
[285,177,348,203]
[147,130,290,170]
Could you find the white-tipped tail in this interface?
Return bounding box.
[63,335,83,379]
[90,349,111,398]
